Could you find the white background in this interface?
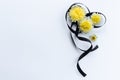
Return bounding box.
[0,0,119,80]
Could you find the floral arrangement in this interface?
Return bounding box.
[65,3,106,77]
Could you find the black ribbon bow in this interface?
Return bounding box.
[65,3,106,77]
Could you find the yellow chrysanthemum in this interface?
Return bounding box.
[90,34,97,42]
[69,6,85,22]
[79,19,93,33]
[91,13,101,25]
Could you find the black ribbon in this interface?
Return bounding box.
[65,3,106,77]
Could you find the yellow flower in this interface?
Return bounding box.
[79,19,93,33]
[69,6,86,22]
[91,13,101,25]
[90,34,97,42]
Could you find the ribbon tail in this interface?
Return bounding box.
[77,61,87,77]
[76,43,93,77]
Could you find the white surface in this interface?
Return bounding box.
[0,0,119,80]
